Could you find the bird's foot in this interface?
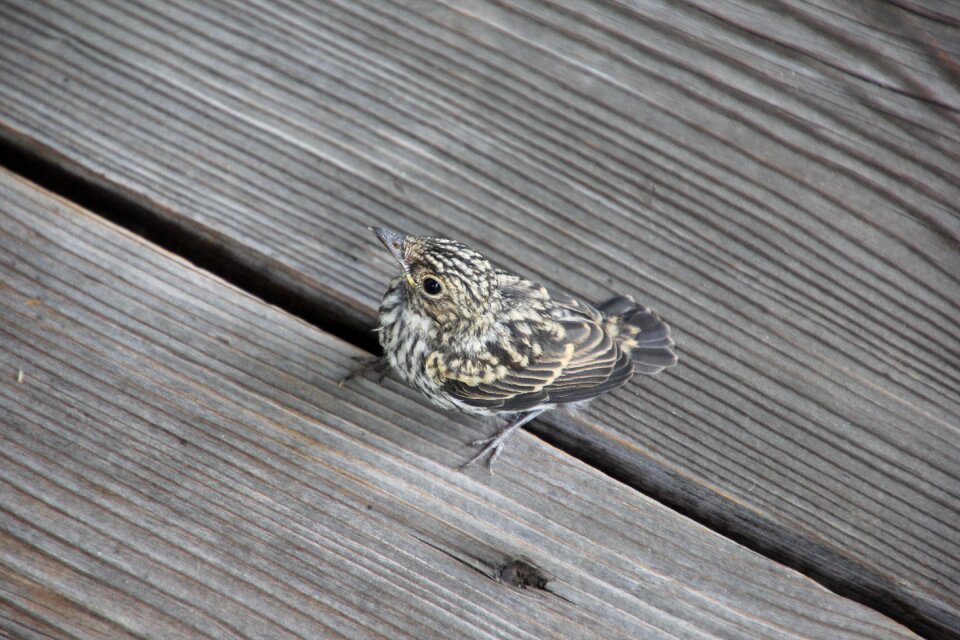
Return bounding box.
[457,409,545,473]
[457,431,511,472]
[337,355,389,388]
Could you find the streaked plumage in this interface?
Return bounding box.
[368,227,677,470]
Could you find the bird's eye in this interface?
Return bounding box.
[422,277,443,296]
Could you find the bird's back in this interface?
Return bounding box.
[436,276,676,414]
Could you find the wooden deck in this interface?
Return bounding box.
[0,1,957,638]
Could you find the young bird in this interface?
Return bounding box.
[368,227,677,471]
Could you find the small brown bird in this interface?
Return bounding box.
[367,227,677,471]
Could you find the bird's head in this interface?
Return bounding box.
[371,227,501,333]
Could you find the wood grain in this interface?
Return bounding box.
[0,0,957,636]
[0,169,922,639]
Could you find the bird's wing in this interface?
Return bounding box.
[443,316,633,412]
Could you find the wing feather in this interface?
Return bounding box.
[444,316,633,412]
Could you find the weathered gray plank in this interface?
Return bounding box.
[0,170,920,639]
[0,0,957,636]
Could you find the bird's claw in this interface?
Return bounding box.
[456,409,544,473]
[337,355,388,388]
[457,438,506,473]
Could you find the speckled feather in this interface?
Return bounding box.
[374,230,676,413]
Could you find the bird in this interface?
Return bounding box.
[363,226,677,471]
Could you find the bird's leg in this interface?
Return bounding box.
[457,409,546,473]
[337,355,389,388]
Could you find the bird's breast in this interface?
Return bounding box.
[378,293,438,394]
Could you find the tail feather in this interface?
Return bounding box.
[599,296,678,375]
[596,294,636,317]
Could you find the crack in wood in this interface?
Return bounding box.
[0,124,378,355]
[409,533,573,604]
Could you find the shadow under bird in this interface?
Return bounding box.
[357,226,678,471]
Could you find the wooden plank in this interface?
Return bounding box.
[0,169,920,638]
[0,0,958,635]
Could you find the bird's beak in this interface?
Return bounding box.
[370,226,410,272]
